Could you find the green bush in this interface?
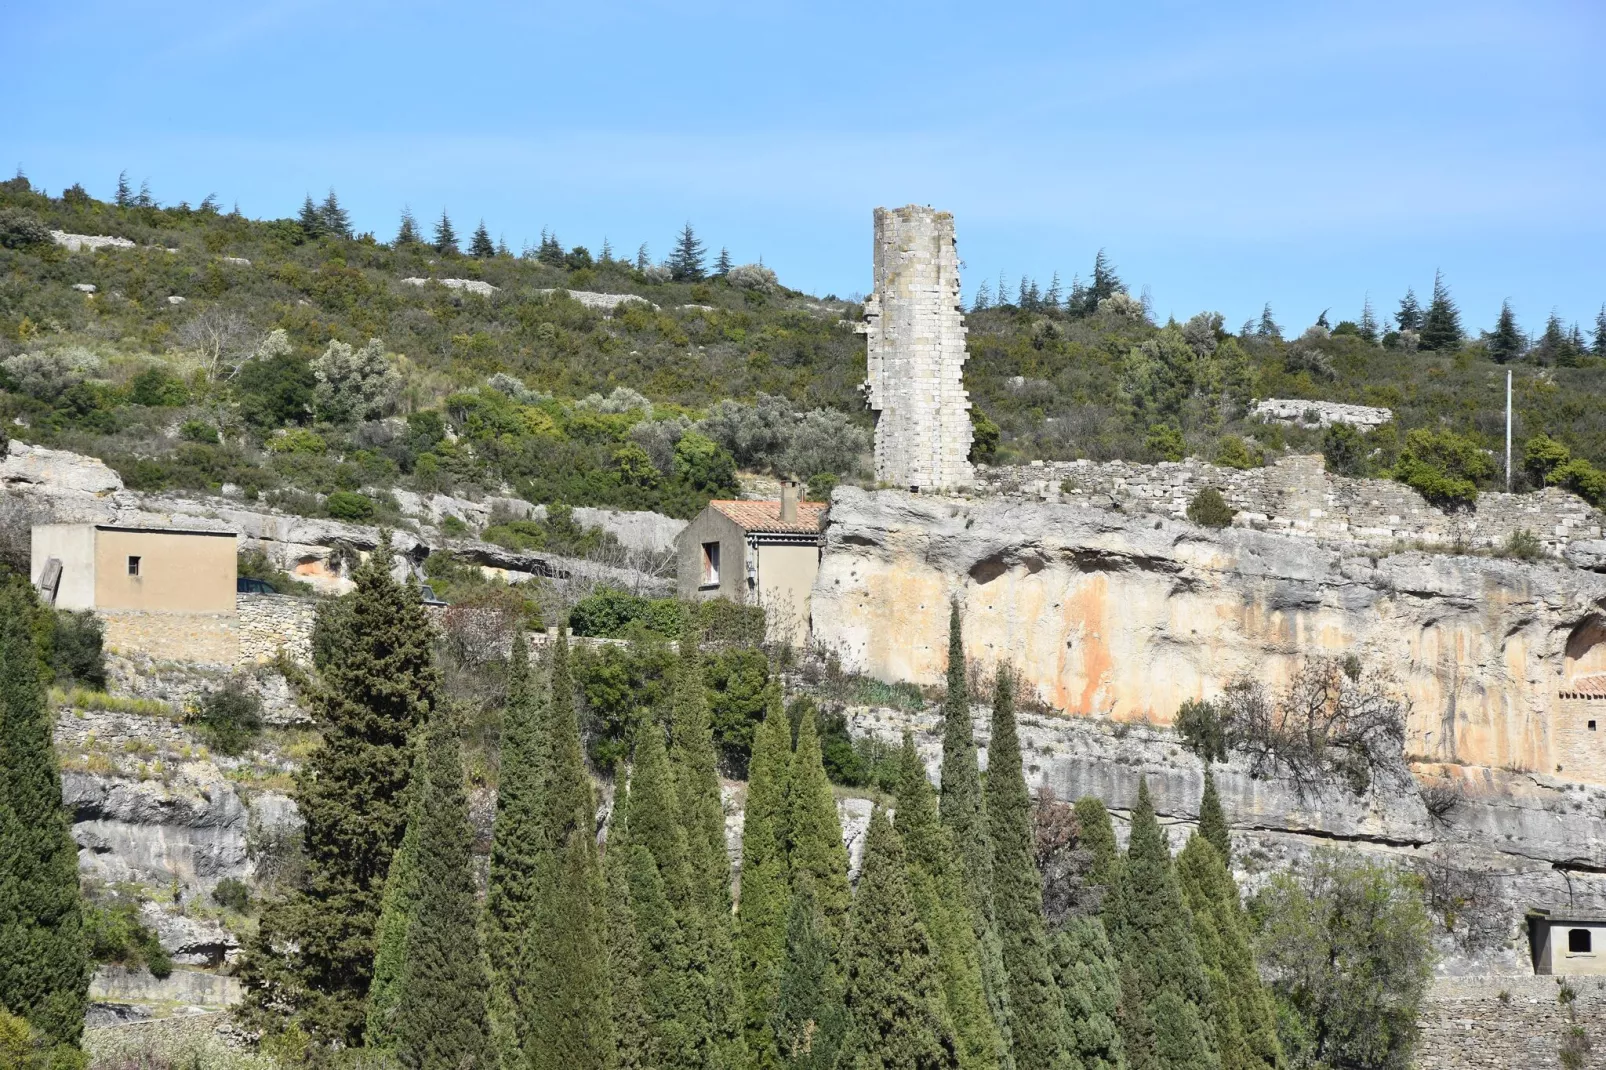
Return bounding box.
[212,877,251,914]
[1322,423,1371,477]
[1145,423,1186,462]
[178,418,217,444]
[1498,529,1545,561]
[1176,697,1227,761]
[568,589,682,639]
[0,207,51,248]
[1186,487,1235,528]
[189,676,264,755]
[324,490,376,521]
[83,900,172,979]
[1214,434,1261,469]
[704,647,769,770]
[47,610,106,688]
[969,407,1001,463]
[127,367,189,407]
[574,640,676,772]
[1393,428,1494,508]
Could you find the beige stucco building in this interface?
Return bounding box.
[32,524,239,662]
[677,483,827,648]
[1530,911,1606,976]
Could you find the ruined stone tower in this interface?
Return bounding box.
[861,205,974,492]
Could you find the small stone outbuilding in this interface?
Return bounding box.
[676,482,827,648]
[1529,910,1606,976]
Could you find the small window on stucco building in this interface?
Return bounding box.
[127,555,141,576]
[1591,720,1598,731]
[1569,929,1592,954]
[701,542,720,586]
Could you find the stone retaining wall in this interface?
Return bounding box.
[979,453,1603,554]
[100,611,238,665]
[1415,974,1606,1069]
[237,593,317,665]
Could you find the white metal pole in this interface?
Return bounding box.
[1506,368,1513,492]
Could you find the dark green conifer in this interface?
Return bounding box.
[1420,269,1463,352]
[470,220,496,258]
[895,735,1008,1070]
[625,839,699,1070]
[1196,772,1230,868]
[786,706,852,941]
[524,631,616,1070]
[1176,837,1279,1070]
[298,194,323,239]
[606,842,650,1070]
[739,689,795,1067]
[243,537,437,1046]
[366,737,424,1049]
[1051,916,1126,1070]
[837,808,958,1070]
[434,210,458,255]
[668,223,706,281]
[0,585,89,1050]
[1395,288,1422,332]
[396,207,420,246]
[320,189,351,239]
[395,715,493,1070]
[1074,797,1120,889]
[1108,780,1217,1070]
[936,605,1011,1056]
[984,670,1072,1070]
[1488,300,1524,364]
[773,875,847,1070]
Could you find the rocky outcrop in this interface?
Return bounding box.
[2,440,123,494]
[1251,398,1393,429]
[813,487,1606,780]
[51,231,136,253]
[401,276,498,296]
[537,289,656,313]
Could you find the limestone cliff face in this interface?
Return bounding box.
[812,488,1606,780]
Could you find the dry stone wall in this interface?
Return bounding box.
[1414,975,1606,1069]
[237,593,317,665]
[860,205,974,492]
[980,453,1604,555]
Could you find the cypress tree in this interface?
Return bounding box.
[739,689,795,1067]
[1108,780,1216,1070]
[470,220,496,258]
[895,735,1007,1070]
[524,631,616,1070]
[1420,269,1463,352]
[0,585,89,1050]
[666,632,747,1070]
[838,808,958,1070]
[1051,916,1126,1070]
[984,670,1072,1070]
[786,707,852,940]
[1175,837,1279,1070]
[395,715,493,1070]
[485,631,546,1066]
[606,842,651,1070]
[366,737,424,1049]
[1074,797,1120,889]
[243,536,437,1046]
[937,605,1011,1056]
[1196,772,1230,868]
[773,875,847,1070]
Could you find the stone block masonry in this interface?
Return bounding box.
[237,593,318,665]
[1414,974,1606,1069]
[860,206,974,492]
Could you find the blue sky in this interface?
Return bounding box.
[3,1,1602,335]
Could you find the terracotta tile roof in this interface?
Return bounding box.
[710,499,828,534]
[1562,674,1606,698]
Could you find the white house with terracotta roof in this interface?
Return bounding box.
[676,480,827,648]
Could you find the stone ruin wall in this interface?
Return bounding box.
[860,205,974,492]
[980,452,1605,554]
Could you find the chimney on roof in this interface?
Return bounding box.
[779,479,799,523]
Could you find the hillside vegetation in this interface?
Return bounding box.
[3,173,1605,522]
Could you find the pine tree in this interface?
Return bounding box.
[366,736,424,1049]
[1488,300,1523,364]
[669,223,706,281]
[715,247,733,277]
[320,189,352,240]
[1074,797,1120,890]
[395,714,494,1070]
[434,210,459,255]
[135,179,154,208]
[985,670,1071,1070]
[1594,305,1606,356]
[1045,272,1063,309]
[298,194,324,239]
[895,735,1008,1070]
[241,537,438,1046]
[485,632,545,1066]
[773,874,847,1070]
[838,808,958,1070]
[0,585,89,1050]
[1357,294,1379,344]
[997,271,1010,308]
[1256,304,1280,340]
[523,631,617,1070]
[1196,771,1230,868]
[636,243,651,272]
[606,843,650,1070]
[1086,250,1123,313]
[739,690,795,1067]
[786,706,852,941]
[1419,269,1462,352]
[600,237,614,264]
[470,220,496,258]
[396,206,421,246]
[538,229,565,266]
[1176,836,1279,1070]
[972,280,992,312]
[114,170,133,208]
[1395,287,1422,332]
[1107,780,1216,1070]
[1050,916,1126,1070]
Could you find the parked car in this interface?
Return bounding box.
[237,577,275,595]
